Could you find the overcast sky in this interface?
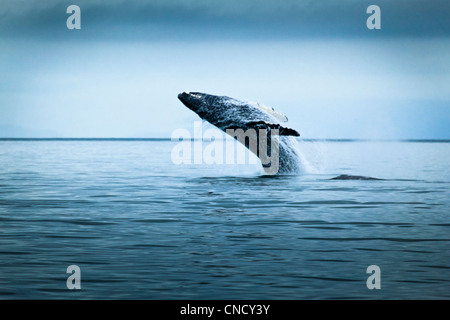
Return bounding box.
[1,0,449,138]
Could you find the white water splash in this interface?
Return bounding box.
[282,136,316,174]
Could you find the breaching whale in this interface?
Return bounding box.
[177,92,303,174]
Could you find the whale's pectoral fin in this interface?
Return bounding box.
[254,103,289,122]
[246,121,300,137]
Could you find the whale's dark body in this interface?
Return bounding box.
[178,92,303,174]
[331,174,383,181]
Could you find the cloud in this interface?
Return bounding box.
[1,1,449,139]
[0,0,449,40]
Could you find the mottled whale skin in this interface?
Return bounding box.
[177,92,303,174]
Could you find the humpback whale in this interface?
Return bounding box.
[177,92,303,174]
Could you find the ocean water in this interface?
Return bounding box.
[0,139,449,299]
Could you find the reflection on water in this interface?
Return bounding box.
[0,140,449,299]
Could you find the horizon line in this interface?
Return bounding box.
[0,138,449,143]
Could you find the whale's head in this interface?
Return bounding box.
[178,92,201,110]
[178,92,213,116]
[177,91,236,126]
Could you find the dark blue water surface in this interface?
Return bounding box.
[0,140,449,299]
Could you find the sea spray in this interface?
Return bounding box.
[271,136,315,175]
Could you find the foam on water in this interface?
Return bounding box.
[272,136,316,175]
